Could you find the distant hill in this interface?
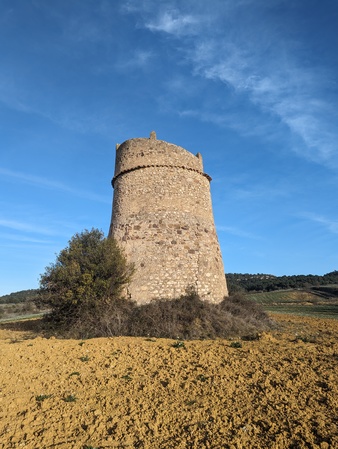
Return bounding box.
[227,271,338,294]
[0,289,39,304]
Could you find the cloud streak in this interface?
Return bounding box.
[0,168,111,204]
[0,232,53,244]
[145,11,200,36]
[0,219,55,236]
[194,44,338,168]
[135,1,338,170]
[302,213,338,235]
[217,225,260,240]
[115,49,154,71]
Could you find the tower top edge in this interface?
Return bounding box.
[116,135,179,148]
[115,131,203,161]
[115,132,202,159]
[113,132,209,183]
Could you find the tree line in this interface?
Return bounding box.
[0,289,39,304]
[226,271,338,294]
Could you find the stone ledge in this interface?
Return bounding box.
[112,164,211,187]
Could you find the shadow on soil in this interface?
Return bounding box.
[0,318,47,340]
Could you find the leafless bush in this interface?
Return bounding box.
[51,291,273,340]
[129,291,273,339]
[68,298,136,339]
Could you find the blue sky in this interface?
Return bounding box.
[1,0,337,295]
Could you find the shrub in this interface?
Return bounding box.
[63,394,77,402]
[74,295,135,338]
[37,228,134,335]
[229,341,242,348]
[128,291,273,339]
[56,290,270,339]
[35,394,52,402]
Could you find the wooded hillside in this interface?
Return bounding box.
[227,271,338,294]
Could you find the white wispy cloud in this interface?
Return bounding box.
[0,219,55,235]
[145,11,200,36]
[192,44,338,168]
[115,49,153,71]
[0,168,111,204]
[62,17,107,44]
[302,213,338,235]
[0,215,87,238]
[0,232,53,244]
[216,225,260,239]
[0,84,115,138]
[232,186,289,200]
[137,1,338,170]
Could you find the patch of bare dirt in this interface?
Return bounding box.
[0,314,337,448]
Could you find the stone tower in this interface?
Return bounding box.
[109,131,228,304]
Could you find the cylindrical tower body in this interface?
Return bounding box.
[109,132,228,304]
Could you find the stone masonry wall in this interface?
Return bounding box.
[109,132,228,304]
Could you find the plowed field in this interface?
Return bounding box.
[0,314,337,448]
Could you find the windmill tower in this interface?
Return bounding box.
[109,131,228,304]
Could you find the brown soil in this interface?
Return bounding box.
[0,314,337,449]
